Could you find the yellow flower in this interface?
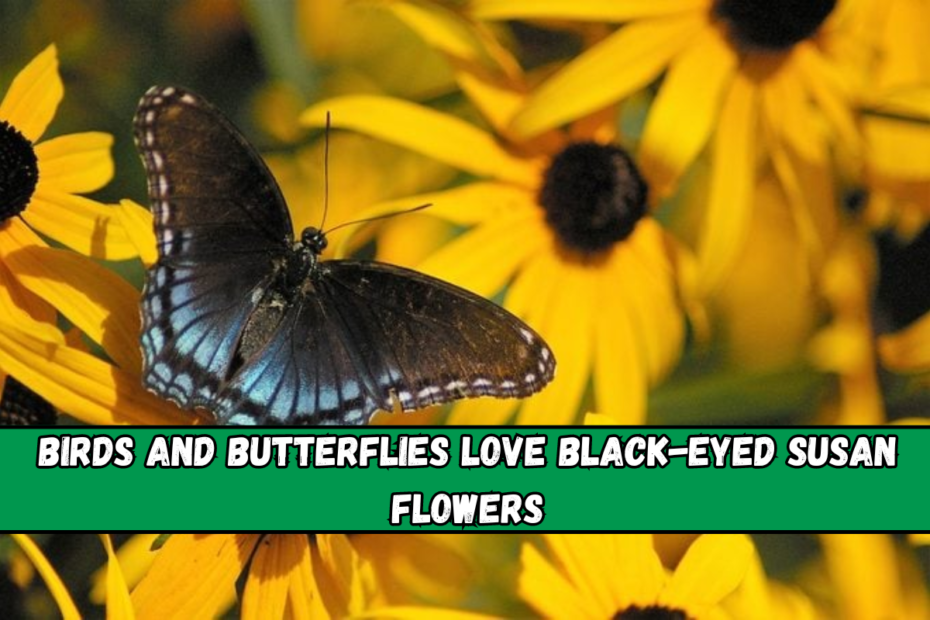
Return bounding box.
[0,45,189,425]
[302,21,686,424]
[131,534,379,619]
[472,0,878,293]
[519,534,752,618]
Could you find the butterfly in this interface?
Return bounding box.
[133,86,555,425]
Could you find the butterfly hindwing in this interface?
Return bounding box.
[206,261,554,425]
[320,261,555,411]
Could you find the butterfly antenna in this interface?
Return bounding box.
[322,203,433,237]
[320,111,332,231]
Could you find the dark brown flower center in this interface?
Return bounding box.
[614,605,690,620]
[0,376,58,426]
[0,120,39,223]
[714,0,837,52]
[538,141,647,256]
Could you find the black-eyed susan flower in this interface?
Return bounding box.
[518,534,752,618]
[301,21,687,425]
[471,0,880,294]
[0,45,189,425]
[131,534,380,619]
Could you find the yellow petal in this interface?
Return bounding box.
[1,220,141,372]
[243,537,290,620]
[594,258,647,423]
[880,311,930,373]
[794,43,861,158]
[519,542,601,618]
[471,0,709,21]
[34,132,114,193]
[99,535,136,620]
[117,199,158,267]
[10,534,80,620]
[517,260,593,425]
[659,534,753,613]
[331,182,535,258]
[639,26,736,199]
[385,1,528,131]
[417,205,546,297]
[622,221,685,380]
[24,188,140,260]
[542,535,622,613]
[768,133,835,272]
[316,533,372,615]
[698,72,758,295]
[871,86,930,121]
[609,534,666,607]
[760,53,824,165]
[386,1,507,72]
[501,243,557,321]
[0,255,61,343]
[376,214,454,268]
[284,535,316,620]
[0,45,63,142]
[132,534,258,620]
[0,320,191,425]
[301,96,538,186]
[511,14,705,137]
[90,535,160,604]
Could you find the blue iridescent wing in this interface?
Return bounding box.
[134,86,292,410]
[214,261,555,425]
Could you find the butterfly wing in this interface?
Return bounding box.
[213,260,556,425]
[134,86,293,410]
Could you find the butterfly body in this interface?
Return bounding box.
[134,86,554,425]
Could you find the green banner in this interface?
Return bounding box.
[2,427,923,531]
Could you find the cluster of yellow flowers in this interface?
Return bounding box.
[1,0,929,617]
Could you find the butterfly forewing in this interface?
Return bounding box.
[134,85,556,425]
[134,87,289,408]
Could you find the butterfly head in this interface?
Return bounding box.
[300,227,328,255]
